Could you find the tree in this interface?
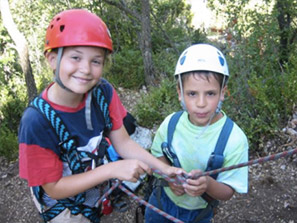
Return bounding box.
[275,0,297,67]
[102,0,156,86]
[0,0,37,102]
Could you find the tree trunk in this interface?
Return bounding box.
[276,0,291,68]
[0,0,37,102]
[102,0,156,86]
[139,0,156,86]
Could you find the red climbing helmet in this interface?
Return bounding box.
[44,9,113,52]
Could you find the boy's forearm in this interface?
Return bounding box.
[42,163,117,200]
[119,139,170,171]
[110,126,171,172]
[206,177,234,201]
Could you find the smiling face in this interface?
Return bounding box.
[47,46,105,94]
[178,72,226,126]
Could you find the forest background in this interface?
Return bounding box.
[0,0,297,161]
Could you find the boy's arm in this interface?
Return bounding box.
[42,158,149,200]
[108,125,183,177]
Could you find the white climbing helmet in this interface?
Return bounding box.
[174,44,229,77]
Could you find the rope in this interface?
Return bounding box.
[191,147,297,179]
[96,180,185,223]
[152,147,297,181]
[96,147,297,222]
[118,184,184,223]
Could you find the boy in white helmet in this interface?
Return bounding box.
[145,44,249,223]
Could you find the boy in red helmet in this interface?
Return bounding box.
[18,9,182,223]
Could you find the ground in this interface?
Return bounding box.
[1,88,296,223]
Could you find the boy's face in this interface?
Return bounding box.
[47,46,105,94]
[178,73,226,126]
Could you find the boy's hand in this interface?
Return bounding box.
[163,166,186,196]
[161,166,184,178]
[183,169,209,197]
[111,160,151,182]
[169,182,185,196]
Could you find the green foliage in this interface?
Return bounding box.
[207,0,297,151]
[0,127,18,161]
[0,88,27,134]
[135,78,180,128]
[1,0,296,160]
[0,82,26,161]
[150,0,193,51]
[153,49,178,80]
[106,48,145,89]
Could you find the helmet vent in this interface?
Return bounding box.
[60,25,65,32]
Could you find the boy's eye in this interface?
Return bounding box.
[207,91,216,96]
[188,91,196,97]
[93,59,103,65]
[71,56,80,61]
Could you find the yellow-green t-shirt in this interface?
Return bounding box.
[151,111,249,210]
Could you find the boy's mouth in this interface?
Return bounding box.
[195,112,208,118]
[73,76,92,84]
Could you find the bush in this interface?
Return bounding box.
[135,78,180,128]
[106,49,145,89]
[223,50,297,151]
[0,77,27,160]
[0,127,18,161]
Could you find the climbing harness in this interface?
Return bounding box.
[29,81,112,223]
[158,111,233,222]
[134,111,233,222]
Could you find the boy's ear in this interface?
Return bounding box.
[177,87,182,102]
[220,85,227,101]
[45,51,57,70]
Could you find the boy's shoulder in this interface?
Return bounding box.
[229,120,248,143]
[158,111,186,134]
[21,105,49,126]
[93,78,114,102]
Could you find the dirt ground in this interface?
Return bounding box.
[1,89,296,223]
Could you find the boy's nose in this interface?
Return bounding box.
[79,61,91,74]
[196,96,206,107]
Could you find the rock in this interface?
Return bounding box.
[130,126,152,150]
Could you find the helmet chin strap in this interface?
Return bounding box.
[178,74,187,111]
[54,47,73,93]
[215,75,226,114]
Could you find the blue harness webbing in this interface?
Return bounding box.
[160,111,234,221]
[29,84,112,223]
[162,111,234,178]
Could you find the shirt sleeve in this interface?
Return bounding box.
[150,114,173,158]
[18,108,63,187]
[109,88,127,130]
[217,123,249,193]
[19,143,63,187]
